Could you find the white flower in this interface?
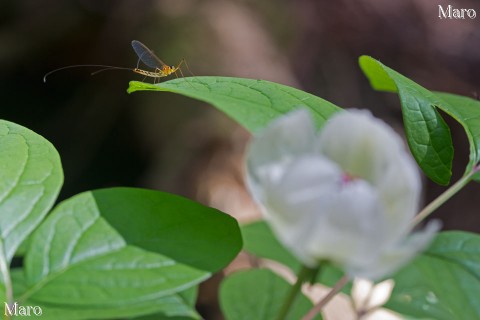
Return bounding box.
[351,278,395,315]
[246,109,439,280]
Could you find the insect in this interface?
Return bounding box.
[43,40,187,83]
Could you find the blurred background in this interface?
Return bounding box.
[1,0,480,318]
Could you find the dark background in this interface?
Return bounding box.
[1,0,479,316]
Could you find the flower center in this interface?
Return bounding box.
[341,172,357,185]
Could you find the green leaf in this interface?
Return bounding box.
[0,120,63,262]
[92,187,242,272]
[12,269,200,320]
[385,231,480,320]
[242,221,300,272]
[26,293,201,320]
[127,77,341,133]
[130,314,198,320]
[220,269,321,320]
[18,188,241,319]
[433,93,480,181]
[127,287,199,319]
[359,56,453,185]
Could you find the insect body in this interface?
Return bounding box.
[130,40,185,79]
[43,40,186,82]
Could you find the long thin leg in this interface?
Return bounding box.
[182,59,195,77]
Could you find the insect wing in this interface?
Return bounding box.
[131,40,167,69]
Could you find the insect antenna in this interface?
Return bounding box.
[43,65,133,82]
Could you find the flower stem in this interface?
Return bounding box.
[276,265,317,320]
[411,166,479,226]
[302,275,350,320]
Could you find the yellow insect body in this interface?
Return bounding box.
[43,40,188,83]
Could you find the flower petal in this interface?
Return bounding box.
[318,110,421,237]
[303,178,388,267]
[246,109,318,213]
[318,109,405,183]
[248,154,343,266]
[245,109,435,280]
[346,220,441,280]
[247,109,317,185]
[249,152,390,267]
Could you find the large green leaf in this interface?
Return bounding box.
[92,188,241,272]
[127,77,341,133]
[0,120,63,262]
[385,231,480,320]
[19,294,201,320]
[16,188,241,319]
[220,269,321,320]
[12,268,199,320]
[359,56,453,185]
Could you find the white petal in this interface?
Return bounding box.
[246,109,318,207]
[249,155,343,266]
[303,178,388,267]
[255,153,389,267]
[318,109,421,238]
[367,279,395,308]
[318,109,402,182]
[351,278,375,308]
[346,220,441,280]
[376,156,421,238]
[352,278,395,310]
[247,109,316,183]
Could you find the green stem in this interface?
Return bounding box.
[276,265,317,320]
[411,166,479,226]
[0,240,13,320]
